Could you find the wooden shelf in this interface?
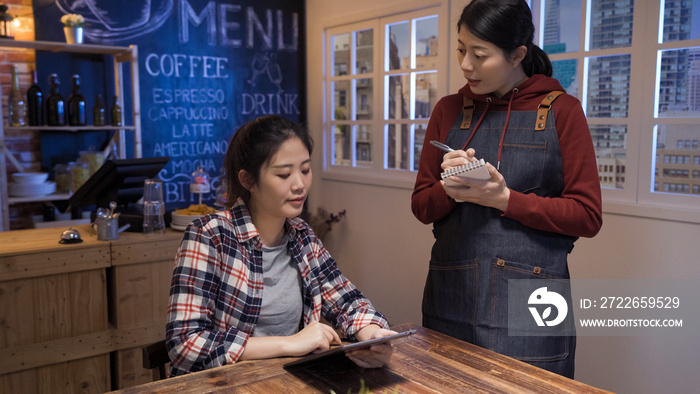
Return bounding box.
[0,39,134,56]
[7,193,72,204]
[6,126,136,132]
[0,40,142,231]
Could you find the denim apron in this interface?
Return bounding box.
[422,103,578,378]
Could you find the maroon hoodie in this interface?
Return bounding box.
[411,74,602,238]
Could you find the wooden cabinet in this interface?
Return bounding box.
[0,226,181,392]
[109,232,181,388]
[0,40,143,231]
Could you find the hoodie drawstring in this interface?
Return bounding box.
[460,88,519,171]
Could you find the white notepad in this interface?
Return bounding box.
[440,158,490,186]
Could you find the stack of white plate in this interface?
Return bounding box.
[8,172,56,197]
[170,212,203,231]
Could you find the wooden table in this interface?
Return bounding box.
[112,323,610,393]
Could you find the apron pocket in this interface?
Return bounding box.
[422,259,478,343]
[488,258,573,362]
[500,140,546,193]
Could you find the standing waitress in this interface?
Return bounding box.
[411,0,602,378]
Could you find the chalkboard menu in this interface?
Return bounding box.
[33,0,306,209]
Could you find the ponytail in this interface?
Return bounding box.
[522,45,553,78]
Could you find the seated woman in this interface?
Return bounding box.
[166,115,395,376]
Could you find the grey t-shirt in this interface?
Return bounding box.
[253,235,303,337]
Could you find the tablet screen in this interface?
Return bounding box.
[283,329,417,368]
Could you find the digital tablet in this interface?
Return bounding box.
[283,329,417,368]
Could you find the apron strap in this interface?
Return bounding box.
[534,90,564,131]
[460,95,475,129]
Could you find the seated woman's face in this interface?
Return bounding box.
[249,137,312,220]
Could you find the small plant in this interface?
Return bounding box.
[60,13,85,27]
[305,207,346,241]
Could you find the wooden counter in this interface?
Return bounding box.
[0,225,183,393]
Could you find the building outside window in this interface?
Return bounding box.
[538,0,700,213]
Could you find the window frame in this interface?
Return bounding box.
[532,0,700,223]
[322,4,449,189]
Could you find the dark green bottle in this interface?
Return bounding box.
[46,73,65,126]
[27,69,43,126]
[93,94,105,126]
[111,95,122,126]
[67,74,87,126]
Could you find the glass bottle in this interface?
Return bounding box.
[67,74,87,126]
[110,95,122,126]
[27,69,43,126]
[8,66,27,127]
[46,74,65,126]
[93,94,105,126]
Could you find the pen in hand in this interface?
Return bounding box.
[430,140,455,152]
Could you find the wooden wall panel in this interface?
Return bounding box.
[71,355,111,393]
[154,259,174,323]
[111,238,180,266]
[69,270,108,335]
[0,276,35,349]
[34,273,72,342]
[36,355,110,394]
[0,247,110,282]
[0,228,181,392]
[110,260,172,328]
[109,260,173,389]
[114,347,153,389]
[0,369,38,394]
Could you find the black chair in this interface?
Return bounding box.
[142,340,170,381]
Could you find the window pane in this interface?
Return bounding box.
[413,124,428,171]
[332,33,350,76]
[589,0,634,50]
[355,78,373,120]
[356,125,373,166]
[586,55,631,118]
[657,47,700,117]
[552,59,578,96]
[333,124,351,166]
[414,16,439,66]
[661,0,700,43]
[333,80,350,120]
[387,74,410,119]
[414,72,438,119]
[591,125,627,189]
[653,124,700,195]
[386,123,409,170]
[543,0,581,54]
[387,22,410,70]
[356,29,374,74]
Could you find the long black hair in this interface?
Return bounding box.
[458,0,552,77]
[223,115,313,208]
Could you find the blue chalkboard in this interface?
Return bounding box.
[33,0,306,209]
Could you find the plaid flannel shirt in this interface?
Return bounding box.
[166,199,389,376]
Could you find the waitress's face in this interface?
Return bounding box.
[248,137,311,221]
[457,25,525,98]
